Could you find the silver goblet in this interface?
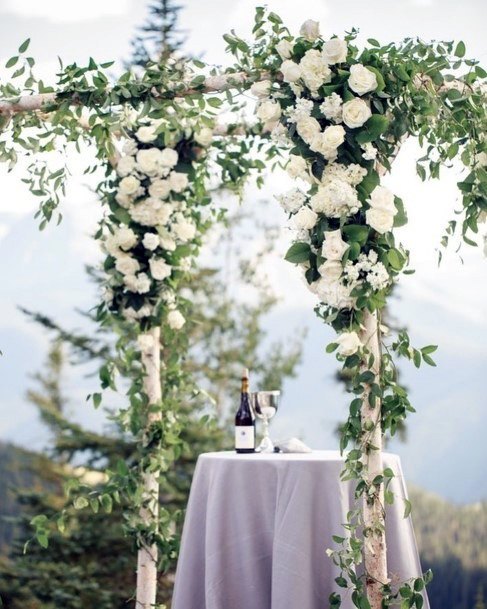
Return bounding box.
[250,391,280,453]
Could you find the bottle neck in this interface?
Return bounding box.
[241,376,249,393]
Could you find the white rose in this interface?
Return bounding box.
[296,116,321,144]
[313,278,355,309]
[142,232,160,251]
[322,38,348,65]
[300,19,320,41]
[286,155,308,179]
[256,100,282,123]
[116,155,136,177]
[169,171,189,193]
[119,175,140,196]
[342,98,372,129]
[275,39,293,59]
[336,331,362,356]
[158,231,177,251]
[167,309,186,330]
[318,260,343,282]
[136,125,157,143]
[280,60,302,83]
[149,257,172,281]
[361,143,377,161]
[194,127,213,146]
[160,148,179,168]
[116,226,137,251]
[365,207,395,234]
[115,255,140,276]
[134,272,151,294]
[148,178,171,199]
[348,64,378,95]
[172,219,196,241]
[322,230,348,260]
[250,80,272,98]
[136,148,163,176]
[293,206,318,230]
[310,125,345,160]
[368,185,396,213]
[137,333,154,351]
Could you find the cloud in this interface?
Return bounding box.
[0,0,132,23]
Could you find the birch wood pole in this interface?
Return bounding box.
[136,326,162,609]
[359,310,387,609]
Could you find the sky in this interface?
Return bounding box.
[0,0,486,504]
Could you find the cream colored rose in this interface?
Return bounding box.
[318,260,343,282]
[115,192,132,209]
[172,218,196,241]
[250,80,272,98]
[275,39,293,59]
[310,125,345,160]
[336,331,362,356]
[160,148,179,168]
[149,257,172,280]
[135,125,157,143]
[342,98,372,128]
[293,206,318,230]
[322,38,347,65]
[134,272,151,294]
[169,171,189,193]
[300,19,320,41]
[115,254,140,276]
[119,175,141,196]
[366,207,394,234]
[116,155,136,177]
[142,233,160,251]
[148,179,171,199]
[256,100,282,123]
[368,185,396,212]
[136,148,163,176]
[194,127,213,146]
[116,226,137,251]
[348,64,378,95]
[286,155,308,179]
[322,230,348,260]
[167,309,186,330]
[296,115,321,144]
[280,60,302,83]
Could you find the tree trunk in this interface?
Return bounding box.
[136,326,162,609]
[359,310,388,609]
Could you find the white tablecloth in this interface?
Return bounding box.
[172,450,429,609]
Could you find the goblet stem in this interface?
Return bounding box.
[259,416,274,453]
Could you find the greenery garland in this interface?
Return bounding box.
[224,7,486,608]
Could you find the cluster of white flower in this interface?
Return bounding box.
[365,185,398,234]
[100,116,212,328]
[344,250,391,292]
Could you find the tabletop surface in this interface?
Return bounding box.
[199,449,398,463]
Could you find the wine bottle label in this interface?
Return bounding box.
[235,426,255,449]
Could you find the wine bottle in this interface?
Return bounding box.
[235,368,255,453]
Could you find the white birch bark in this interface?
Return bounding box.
[136,326,162,609]
[359,310,388,609]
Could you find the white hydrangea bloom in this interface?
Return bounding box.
[310,179,361,218]
[320,93,343,123]
[276,188,307,213]
[285,98,314,124]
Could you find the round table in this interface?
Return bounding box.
[171,451,429,609]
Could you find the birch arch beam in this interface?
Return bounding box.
[0,8,486,609]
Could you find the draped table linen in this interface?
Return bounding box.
[171,450,428,609]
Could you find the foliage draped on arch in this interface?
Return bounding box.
[0,6,486,609]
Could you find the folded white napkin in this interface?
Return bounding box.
[276,437,312,453]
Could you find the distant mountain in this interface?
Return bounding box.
[0,442,485,608]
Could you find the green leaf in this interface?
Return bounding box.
[355,114,389,144]
[284,241,311,264]
[367,38,380,47]
[387,249,403,270]
[342,224,369,244]
[326,342,338,353]
[332,535,345,544]
[404,498,412,518]
[5,56,19,68]
[454,41,466,58]
[393,197,408,227]
[73,496,89,510]
[335,576,348,588]
[93,392,102,409]
[18,38,31,53]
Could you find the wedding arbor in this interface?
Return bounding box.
[1,8,485,609]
